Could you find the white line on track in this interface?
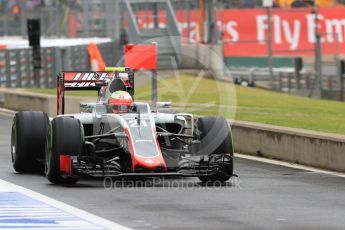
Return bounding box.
[0,179,132,230]
[235,153,345,178]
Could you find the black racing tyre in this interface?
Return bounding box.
[191,116,234,183]
[46,117,83,184]
[11,111,49,173]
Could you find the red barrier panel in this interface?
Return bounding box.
[125,44,157,70]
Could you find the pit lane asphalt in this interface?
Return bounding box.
[1,113,345,230]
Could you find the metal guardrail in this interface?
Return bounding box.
[230,65,345,101]
[0,41,120,88]
[274,71,314,93]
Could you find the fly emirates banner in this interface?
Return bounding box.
[139,8,345,57]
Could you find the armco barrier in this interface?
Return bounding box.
[2,88,345,173]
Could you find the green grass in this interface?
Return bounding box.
[26,74,345,134]
[27,88,98,97]
[235,86,344,133]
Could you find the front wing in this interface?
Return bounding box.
[60,154,233,179]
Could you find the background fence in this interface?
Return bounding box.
[0,0,123,39]
[0,41,120,88]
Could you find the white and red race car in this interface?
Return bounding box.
[11,67,234,184]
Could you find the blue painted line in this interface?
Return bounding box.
[0,219,55,224]
[0,192,107,229]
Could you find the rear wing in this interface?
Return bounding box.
[57,68,134,115]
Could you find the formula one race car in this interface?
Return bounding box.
[11,67,234,184]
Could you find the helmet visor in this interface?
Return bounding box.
[108,104,129,113]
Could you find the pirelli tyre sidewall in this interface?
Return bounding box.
[46,117,83,184]
[192,116,234,183]
[11,111,49,173]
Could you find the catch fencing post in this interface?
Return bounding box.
[263,0,273,89]
[151,42,158,107]
[42,48,49,88]
[27,19,42,88]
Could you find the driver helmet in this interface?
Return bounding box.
[108,91,133,113]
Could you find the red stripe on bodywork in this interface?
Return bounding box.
[125,128,167,172]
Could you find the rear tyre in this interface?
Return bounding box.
[192,116,234,183]
[11,111,49,173]
[46,117,83,184]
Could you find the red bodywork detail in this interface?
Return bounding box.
[60,155,72,176]
[125,128,167,172]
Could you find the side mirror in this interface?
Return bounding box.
[95,81,106,87]
[156,101,172,108]
[95,81,107,87]
[174,114,194,135]
[95,103,107,118]
[80,103,96,113]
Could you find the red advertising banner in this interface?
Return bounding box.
[220,8,345,57]
[131,7,345,57]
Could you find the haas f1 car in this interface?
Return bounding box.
[11,68,234,184]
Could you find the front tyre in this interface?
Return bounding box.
[192,116,234,183]
[46,117,83,184]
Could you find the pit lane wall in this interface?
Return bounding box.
[2,87,345,173]
[231,121,345,172]
[0,88,88,116]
